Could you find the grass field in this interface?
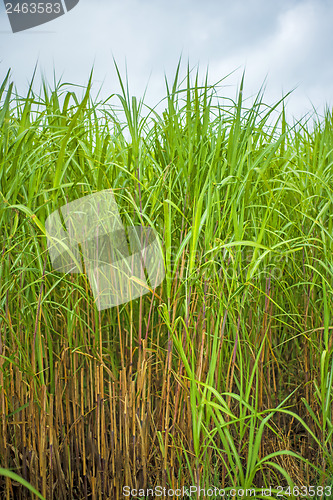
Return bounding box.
[0,62,333,499]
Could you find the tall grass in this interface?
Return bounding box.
[0,62,333,499]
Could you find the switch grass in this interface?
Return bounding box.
[0,62,333,499]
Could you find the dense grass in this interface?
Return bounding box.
[0,62,333,499]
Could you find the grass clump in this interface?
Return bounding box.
[0,62,333,499]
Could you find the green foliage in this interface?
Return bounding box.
[0,61,332,498]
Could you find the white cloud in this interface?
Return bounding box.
[0,0,332,121]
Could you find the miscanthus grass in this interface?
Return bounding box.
[0,61,332,499]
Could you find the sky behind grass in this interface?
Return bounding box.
[0,0,332,121]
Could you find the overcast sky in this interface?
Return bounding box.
[0,0,332,123]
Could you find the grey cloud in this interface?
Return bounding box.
[0,0,332,121]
